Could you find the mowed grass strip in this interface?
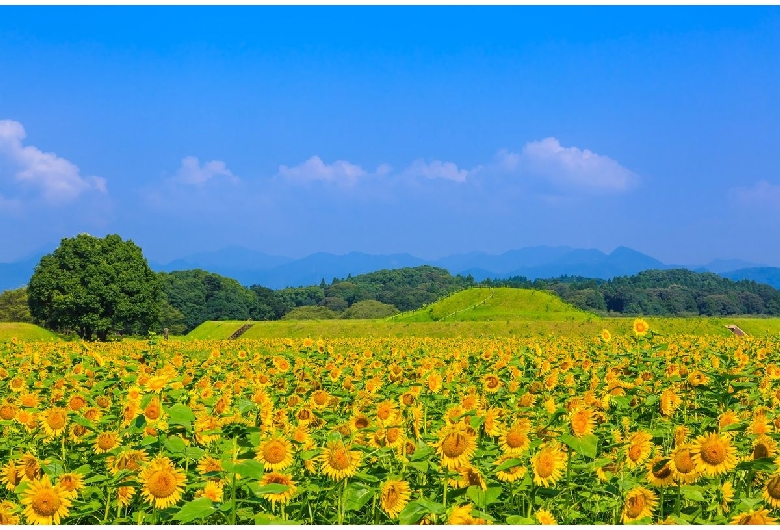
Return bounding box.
[0,322,59,341]
[186,320,251,340]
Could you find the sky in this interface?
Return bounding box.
[1,6,779,266]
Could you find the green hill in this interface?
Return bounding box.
[0,323,59,341]
[187,321,251,340]
[391,287,596,322]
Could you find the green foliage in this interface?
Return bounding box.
[281,306,338,320]
[0,287,33,322]
[340,299,399,319]
[248,285,287,321]
[27,234,161,340]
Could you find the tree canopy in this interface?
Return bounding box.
[27,234,161,340]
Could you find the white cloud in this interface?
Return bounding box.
[733,180,780,208]
[500,137,638,194]
[0,119,106,203]
[278,156,369,185]
[402,159,471,182]
[173,156,237,186]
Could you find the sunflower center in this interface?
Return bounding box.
[571,413,589,434]
[625,495,646,518]
[755,443,769,459]
[97,434,116,451]
[47,411,66,430]
[328,448,351,470]
[386,428,400,444]
[767,477,780,500]
[674,450,695,473]
[506,429,526,448]
[145,403,160,420]
[31,489,61,516]
[383,486,399,506]
[355,417,369,429]
[628,444,643,462]
[653,463,672,480]
[147,470,178,498]
[485,376,499,389]
[700,439,727,465]
[263,441,288,464]
[377,406,391,421]
[442,433,467,458]
[60,476,76,490]
[536,453,554,478]
[0,405,15,420]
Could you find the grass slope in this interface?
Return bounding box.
[392,287,594,322]
[187,321,251,340]
[0,323,59,341]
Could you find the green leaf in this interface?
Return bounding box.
[680,485,706,503]
[408,461,429,473]
[560,433,598,459]
[167,404,196,428]
[172,498,216,523]
[415,498,445,515]
[466,485,502,506]
[398,500,430,525]
[736,457,777,472]
[506,515,535,524]
[233,459,266,480]
[495,457,524,472]
[164,436,187,454]
[255,483,291,494]
[344,482,374,512]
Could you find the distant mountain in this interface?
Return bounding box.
[152,246,293,284]
[0,254,45,291]
[432,246,574,275]
[701,259,767,274]
[720,267,780,290]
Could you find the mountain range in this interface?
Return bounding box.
[2,245,778,291]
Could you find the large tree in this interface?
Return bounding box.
[28,234,161,340]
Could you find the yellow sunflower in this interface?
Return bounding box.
[535,508,557,525]
[625,431,653,469]
[531,444,566,487]
[450,465,486,490]
[39,408,68,438]
[139,456,186,509]
[622,486,657,523]
[600,329,612,343]
[569,407,596,438]
[730,508,777,525]
[436,424,478,470]
[753,435,778,460]
[116,486,136,507]
[633,318,650,336]
[319,440,362,481]
[494,455,527,483]
[763,474,780,508]
[94,432,121,454]
[669,445,699,484]
[107,449,148,474]
[690,433,737,477]
[379,480,411,519]
[0,461,23,491]
[482,374,502,394]
[200,480,224,502]
[0,500,20,525]
[498,419,531,455]
[57,473,85,499]
[258,472,297,505]
[255,435,294,471]
[20,475,71,525]
[646,456,675,488]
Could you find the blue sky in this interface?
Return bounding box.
[1,6,779,266]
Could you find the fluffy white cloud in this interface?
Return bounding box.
[278,156,369,185]
[0,119,106,203]
[733,180,780,208]
[500,137,638,193]
[173,156,237,186]
[402,159,471,182]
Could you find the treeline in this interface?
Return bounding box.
[487,268,780,316]
[157,265,475,332]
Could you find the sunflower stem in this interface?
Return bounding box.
[104,487,111,523]
[442,469,448,509]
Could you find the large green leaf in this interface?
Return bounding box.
[172,498,215,523]
[560,433,598,458]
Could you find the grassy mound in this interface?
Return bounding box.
[187,321,250,340]
[392,287,595,322]
[0,323,59,341]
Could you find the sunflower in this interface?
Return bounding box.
[482,374,502,394]
[646,456,675,488]
[633,318,650,336]
[660,389,681,416]
[719,410,741,431]
[107,449,148,474]
[531,444,566,487]
[19,453,42,481]
[448,504,478,525]
[379,480,411,519]
[690,433,737,477]
[0,461,23,491]
[450,465,486,490]
[483,407,505,437]
[20,475,71,525]
[600,329,612,343]
[622,487,657,523]
[66,395,86,412]
[762,474,780,508]
[669,445,699,484]
[143,397,164,423]
[625,431,653,469]
[57,473,85,499]
[350,412,370,431]
[721,481,735,512]
[258,472,297,505]
[116,486,136,508]
[494,455,527,483]
[730,508,778,525]
[94,432,121,454]
[753,435,778,460]
[426,373,443,393]
[197,455,224,480]
[319,440,362,481]
[39,408,68,438]
[375,400,398,425]
[256,435,294,471]
[499,418,531,455]
[436,424,478,470]
[0,500,20,525]
[535,509,557,525]
[0,402,17,421]
[569,407,596,438]
[139,456,186,509]
[200,480,224,502]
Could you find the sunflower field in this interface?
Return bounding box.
[1,320,780,525]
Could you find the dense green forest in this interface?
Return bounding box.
[3,266,780,334]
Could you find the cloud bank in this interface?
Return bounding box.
[173,156,238,186]
[0,119,106,203]
[733,180,780,209]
